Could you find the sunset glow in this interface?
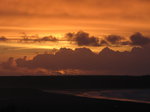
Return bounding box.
[0,0,150,76]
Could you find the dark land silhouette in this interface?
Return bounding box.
[0,75,150,112]
[0,75,150,89]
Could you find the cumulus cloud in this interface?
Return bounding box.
[102,32,150,47]
[66,31,100,46]
[14,45,150,76]
[130,32,150,46]
[105,35,124,44]
[66,31,150,47]
[1,31,150,76]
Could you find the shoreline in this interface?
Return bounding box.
[0,88,150,111]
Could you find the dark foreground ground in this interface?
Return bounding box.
[0,76,150,112]
[0,75,150,89]
[0,88,150,112]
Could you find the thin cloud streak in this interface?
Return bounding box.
[1,31,150,47]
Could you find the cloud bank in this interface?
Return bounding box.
[66,31,100,46]
[66,31,150,47]
[9,43,150,76]
[0,31,150,48]
[0,57,62,76]
[0,31,150,76]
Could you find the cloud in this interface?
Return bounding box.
[100,40,109,46]
[19,33,58,43]
[0,57,62,76]
[105,35,124,44]
[1,57,16,69]
[1,31,150,49]
[102,32,150,47]
[0,36,7,41]
[130,32,150,46]
[66,31,100,46]
[14,45,150,76]
[66,31,150,47]
[33,36,58,42]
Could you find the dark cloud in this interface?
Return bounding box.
[103,32,150,46]
[1,31,149,48]
[0,57,61,76]
[19,33,58,43]
[19,33,33,43]
[66,31,100,46]
[34,36,58,42]
[65,31,150,47]
[100,40,109,46]
[0,36,7,41]
[1,57,16,70]
[120,41,131,45]
[15,45,150,75]
[105,35,124,44]
[65,32,75,41]
[130,32,150,46]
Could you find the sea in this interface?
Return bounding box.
[45,89,150,104]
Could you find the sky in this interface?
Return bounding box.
[0,0,150,76]
[0,0,150,36]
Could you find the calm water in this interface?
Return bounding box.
[45,89,150,104]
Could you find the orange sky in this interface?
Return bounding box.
[0,0,150,59]
[0,0,149,48]
[0,0,150,75]
[0,0,150,37]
